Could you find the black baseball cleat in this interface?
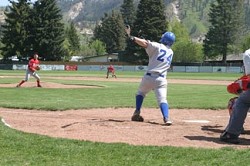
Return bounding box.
[241,127,245,134]
[131,114,144,122]
[220,131,239,144]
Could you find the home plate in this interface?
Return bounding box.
[183,120,210,123]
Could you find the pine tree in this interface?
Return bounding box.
[94,11,126,54]
[133,0,167,63]
[120,0,136,26]
[120,0,137,63]
[1,0,32,60]
[65,22,81,54]
[134,0,166,41]
[32,0,65,61]
[203,0,245,63]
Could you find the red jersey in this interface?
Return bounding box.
[28,58,39,72]
[108,65,114,72]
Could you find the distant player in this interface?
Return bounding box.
[106,65,117,78]
[16,53,42,87]
[125,25,175,125]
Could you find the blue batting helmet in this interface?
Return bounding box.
[160,32,176,46]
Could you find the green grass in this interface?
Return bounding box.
[0,70,240,110]
[167,72,242,81]
[0,69,242,80]
[0,70,249,165]
[0,70,145,78]
[0,82,232,110]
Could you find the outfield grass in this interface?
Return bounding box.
[0,69,242,80]
[0,70,249,165]
[0,70,237,110]
[0,82,232,110]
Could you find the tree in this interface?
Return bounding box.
[244,1,250,32]
[170,20,203,63]
[94,11,126,54]
[173,41,203,63]
[203,0,245,63]
[65,22,81,56]
[132,0,167,63]
[89,39,106,56]
[1,0,32,60]
[242,34,250,51]
[120,0,137,63]
[80,44,96,57]
[120,0,136,25]
[1,0,65,61]
[31,0,65,61]
[134,0,166,41]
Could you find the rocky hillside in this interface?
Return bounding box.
[57,0,178,35]
[58,0,250,38]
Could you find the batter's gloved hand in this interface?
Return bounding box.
[36,66,40,71]
[227,97,238,116]
[125,25,135,41]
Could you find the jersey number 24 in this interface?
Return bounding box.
[157,49,173,65]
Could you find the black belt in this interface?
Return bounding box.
[146,73,164,78]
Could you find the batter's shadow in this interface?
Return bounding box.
[61,118,166,128]
[107,119,167,126]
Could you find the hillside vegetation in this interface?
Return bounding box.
[0,0,250,39]
[56,0,250,38]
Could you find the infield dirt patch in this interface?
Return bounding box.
[1,107,250,149]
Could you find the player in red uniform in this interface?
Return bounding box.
[106,65,117,78]
[16,53,42,87]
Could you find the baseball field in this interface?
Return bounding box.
[0,70,250,165]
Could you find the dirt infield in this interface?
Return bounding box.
[1,107,250,149]
[0,78,250,149]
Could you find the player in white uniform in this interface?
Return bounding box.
[125,26,175,125]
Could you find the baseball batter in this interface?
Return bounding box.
[125,26,175,125]
[16,53,42,87]
[220,48,250,144]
